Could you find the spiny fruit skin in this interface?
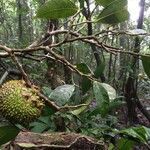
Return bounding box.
[0,80,44,126]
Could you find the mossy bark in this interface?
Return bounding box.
[2,132,107,150]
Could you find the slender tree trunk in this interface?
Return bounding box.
[82,0,105,82]
[124,0,147,124]
[43,20,64,89]
[16,0,23,43]
[119,23,128,93]
[63,19,72,84]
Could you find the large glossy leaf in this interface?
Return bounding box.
[98,8,129,24]
[0,125,20,145]
[141,55,150,78]
[95,0,115,7]
[93,81,110,105]
[97,0,129,24]
[93,81,109,116]
[132,126,150,143]
[36,0,78,19]
[49,84,75,106]
[42,86,52,97]
[117,138,135,150]
[100,83,116,100]
[120,126,150,144]
[98,0,127,9]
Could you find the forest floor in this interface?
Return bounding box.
[117,99,150,128]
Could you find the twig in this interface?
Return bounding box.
[45,47,99,82]
[37,92,60,111]
[0,71,9,85]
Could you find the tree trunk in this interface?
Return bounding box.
[16,0,23,43]
[124,0,146,124]
[43,20,64,89]
[82,0,105,82]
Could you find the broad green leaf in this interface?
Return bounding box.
[100,83,116,100]
[76,63,93,94]
[42,86,52,97]
[97,0,128,9]
[98,8,129,24]
[117,138,135,150]
[38,116,51,125]
[93,81,109,116]
[36,0,78,19]
[0,125,20,145]
[141,55,150,78]
[30,122,49,133]
[71,97,92,115]
[70,104,88,116]
[49,84,75,106]
[82,77,92,94]
[95,0,115,7]
[93,81,109,105]
[88,107,102,117]
[76,63,92,74]
[131,126,150,143]
[97,0,129,24]
[42,105,56,116]
[108,100,125,112]
[120,126,150,144]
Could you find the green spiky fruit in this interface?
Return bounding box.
[0,80,44,126]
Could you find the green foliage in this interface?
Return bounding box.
[76,63,92,94]
[94,62,105,78]
[42,87,52,97]
[76,63,92,74]
[97,0,129,24]
[115,138,136,150]
[78,0,85,9]
[1,0,150,148]
[30,116,51,133]
[112,126,150,149]
[93,81,110,116]
[100,83,117,100]
[0,125,20,146]
[141,48,150,78]
[108,97,125,111]
[87,81,125,118]
[95,0,127,7]
[119,126,150,145]
[36,0,78,19]
[95,0,112,7]
[76,63,106,94]
[141,55,150,78]
[71,96,92,115]
[42,85,75,107]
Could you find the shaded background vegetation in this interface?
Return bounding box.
[0,0,150,149]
